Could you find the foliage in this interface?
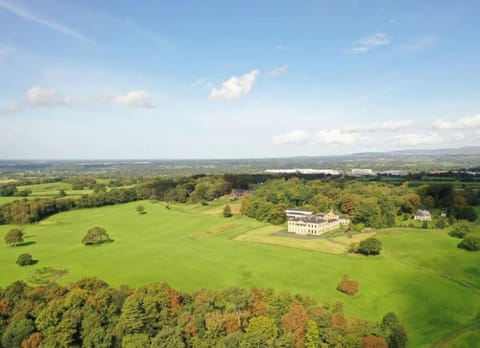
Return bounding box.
[357,238,382,256]
[1,319,35,348]
[16,253,33,266]
[336,275,359,295]
[448,220,475,238]
[223,205,233,218]
[381,312,407,348]
[458,233,480,251]
[241,178,403,228]
[0,279,397,348]
[4,228,24,247]
[136,205,146,214]
[81,227,112,246]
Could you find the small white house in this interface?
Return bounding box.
[414,209,432,221]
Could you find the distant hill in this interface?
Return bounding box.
[353,146,480,157]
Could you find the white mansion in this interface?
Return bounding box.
[286,209,350,236]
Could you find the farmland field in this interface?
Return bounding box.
[1,200,479,347]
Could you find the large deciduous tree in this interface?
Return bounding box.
[81,227,112,246]
[4,228,24,247]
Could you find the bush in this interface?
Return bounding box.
[435,218,446,229]
[336,275,359,295]
[458,234,480,251]
[362,335,388,348]
[357,237,382,256]
[16,253,33,266]
[421,221,428,229]
[448,220,475,238]
[223,205,233,218]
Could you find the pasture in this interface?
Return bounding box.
[1,200,479,347]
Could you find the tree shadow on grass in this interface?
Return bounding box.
[17,241,36,247]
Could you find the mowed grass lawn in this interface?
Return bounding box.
[1,201,480,347]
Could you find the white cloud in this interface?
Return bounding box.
[210,69,260,100]
[22,87,153,109]
[394,133,441,146]
[346,33,391,54]
[360,119,413,132]
[314,129,359,146]
[270,64,288,77]
[433,114,480,129]
[110,91,152,108]
[401,36,437,52]
[0,0,94,45]
[273,130,309,145]
[26,86,71,107]
[276,44,290,51]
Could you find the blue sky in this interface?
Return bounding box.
[1,0,480,159]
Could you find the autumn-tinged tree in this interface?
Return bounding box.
[337,275,359,295]
[4,228,24,247]
[281,301,309,348]
[21,332,43,348]
[362,335,388,348]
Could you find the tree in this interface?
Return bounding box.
[362,335,388,348]
[304,320,320,348]
[81,227,112,246]
[223,205,233,218]
[400,193,421,214]
[16,253,33,266]
[136,205,146,215]
[381,312,407,348]
[4,228,24,247]
[244,316,278,347]
[458,234,480,251]
[357,238,382,256]
[435,218,446,229]
[336,275,359,295]
[1,319,35,348]
[58,189,67,197]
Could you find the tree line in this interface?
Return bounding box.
[0,176,233,225]
[0,278,406,348]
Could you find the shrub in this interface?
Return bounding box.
[16,253,33,266]
[136,205,146,214]
[357,238,382,256]
[223,205,233,218]
[336,275,359,295]
[458,234,480,251]
[448,220,475,238]
[421,221,428,229]
[435,218,446,229]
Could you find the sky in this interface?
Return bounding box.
[1,0,480,159]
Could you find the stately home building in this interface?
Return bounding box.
[414,209,432,221]
[287,209,350,236]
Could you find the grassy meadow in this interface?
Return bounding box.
[0,200,479,347]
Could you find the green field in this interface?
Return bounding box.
[1,200,479,347]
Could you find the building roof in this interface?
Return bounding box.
[285,208,313,213]
[415,209,432,216]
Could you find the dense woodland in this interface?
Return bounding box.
[0,278,406,348]
[241,178,479,227]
